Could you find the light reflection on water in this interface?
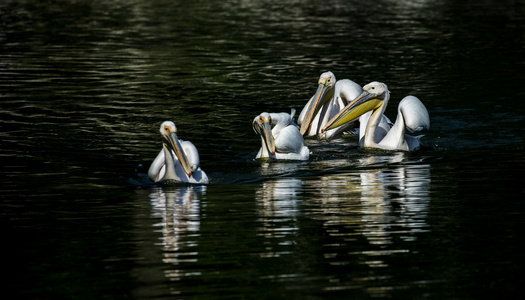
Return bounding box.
[304,153,431,274]
[256,177,303,258]
[146,153,432,297]
[149,186,206,282]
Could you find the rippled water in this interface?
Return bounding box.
[2,0,525,299]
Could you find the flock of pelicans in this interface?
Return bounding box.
[148,71,430,184]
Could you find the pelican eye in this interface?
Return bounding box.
[259,116,270,125]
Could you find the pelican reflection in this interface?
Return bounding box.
[255,178,304,257]
[149,185,206,280]
[357,154,430,246]
[308,153,430,248]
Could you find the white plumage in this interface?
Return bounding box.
[148,121,209,184]
[323,82,430,151]
[297,71,391,140]
[253,109,309,160]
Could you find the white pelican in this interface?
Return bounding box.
[253,109,310,160]
[322,81,430,151]
[148,121,209,184]
[322,78,376,140]
[297,71,390,140]
[298,71,337,136]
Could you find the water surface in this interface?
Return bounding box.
[2,0,525,299]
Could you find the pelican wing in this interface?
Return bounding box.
[180,140,200,172]
[274,125,304,154]
[148,150,166,182]
[399,96,430,132]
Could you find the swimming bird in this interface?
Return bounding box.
[321,78,373,140]
[297,71,390,140]
[298,71,337,137]
[253,109,310,160]
[148,121,209,184]
[322,81,430,151]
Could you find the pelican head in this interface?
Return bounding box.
[160,121,193,177]
[323,81,389,132]
[300,71,336,135]
[253,112,276,157]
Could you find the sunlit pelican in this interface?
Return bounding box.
[298,71,391,140]
[298,71,340,137]
[322,79,394,141]
[253,109,310,160]
[322,81,430,151]
[148,121,209,184]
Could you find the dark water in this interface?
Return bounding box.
[2,0,525,298]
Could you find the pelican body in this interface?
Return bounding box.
[323,82,430,151]
[253,109,309,160]
[149,121,209,184]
